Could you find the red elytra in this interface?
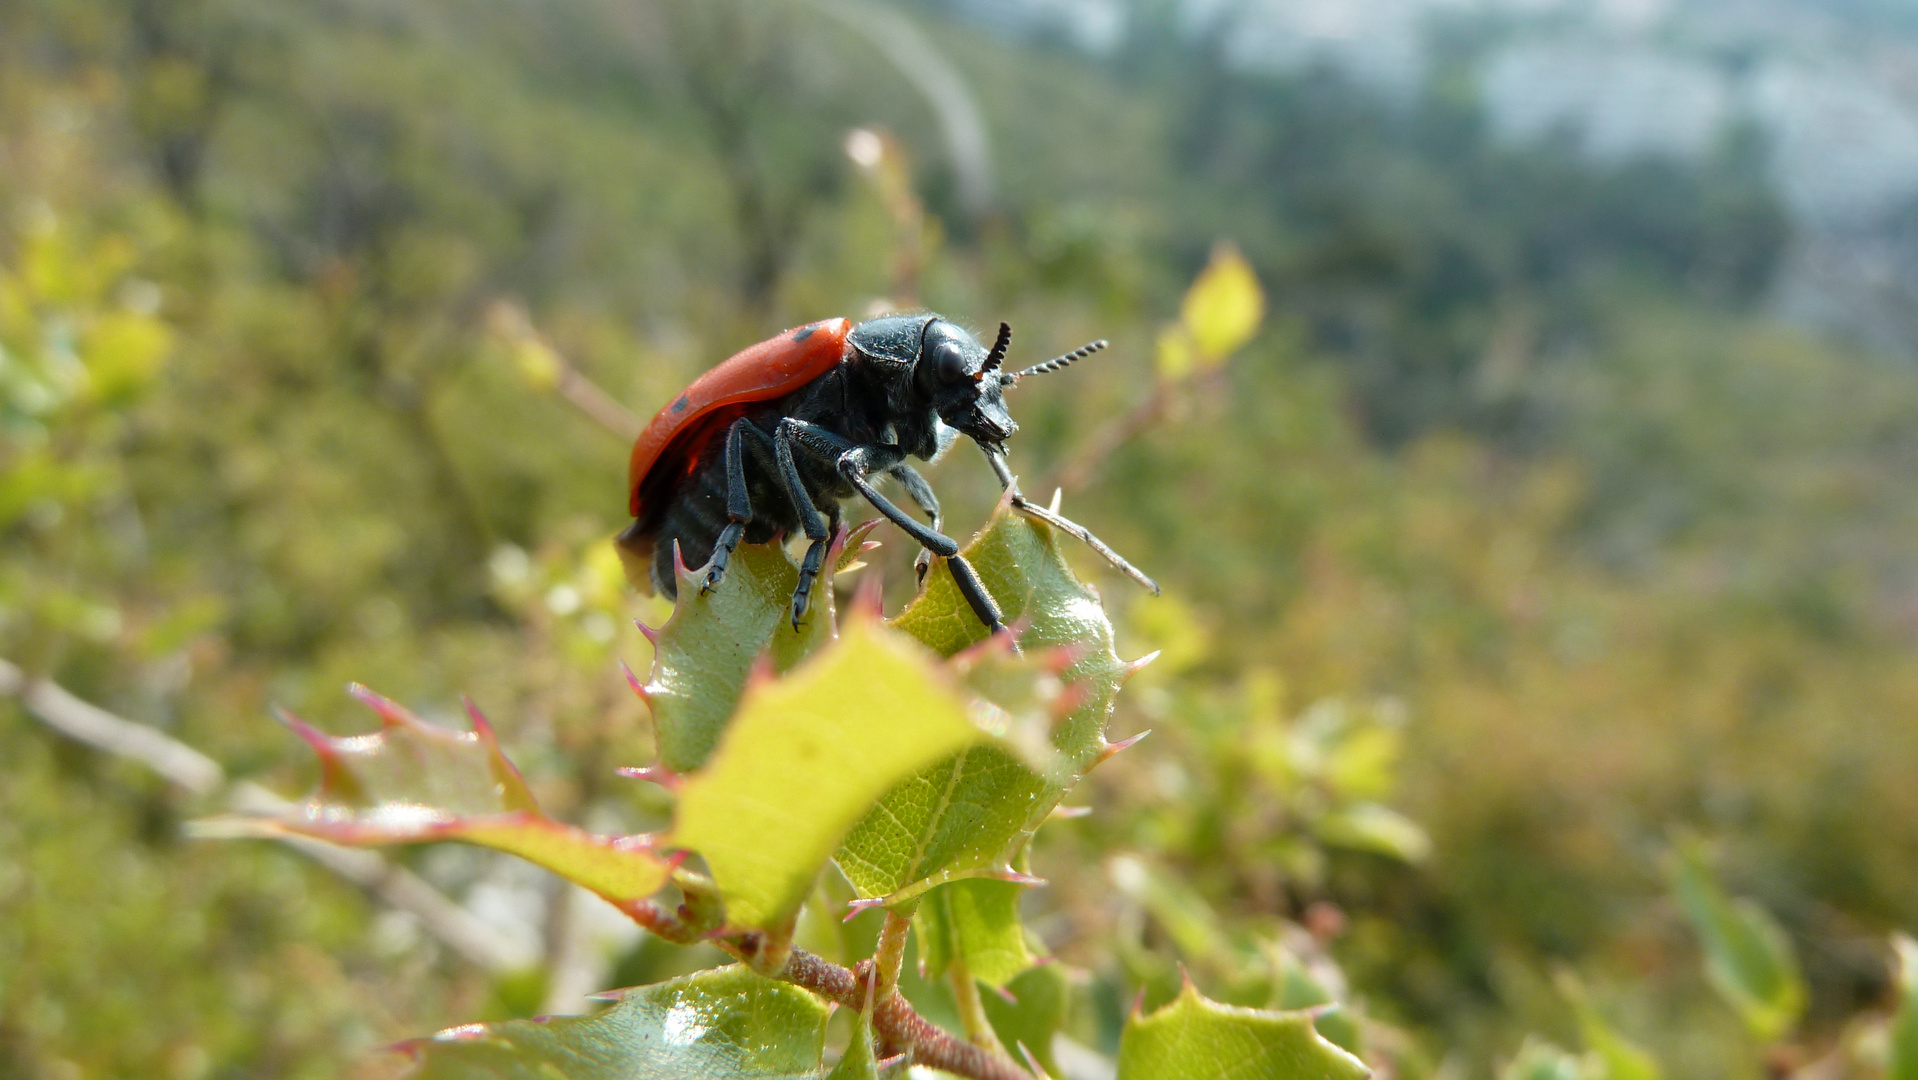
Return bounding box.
[625,317,850,532]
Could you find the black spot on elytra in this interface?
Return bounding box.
[792,324,818,342]
[671,394,690,413]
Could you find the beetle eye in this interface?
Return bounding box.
[932,342,971,384]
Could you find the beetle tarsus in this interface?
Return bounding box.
[946,553,1011,644]
[702,522,745,594]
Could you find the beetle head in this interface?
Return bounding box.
[849,315,1019,448]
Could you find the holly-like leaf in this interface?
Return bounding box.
[1116,981,1370,1080]
[917,879,1036,989]
[401,965,828,1080]
[1671,841,1805,1043]
[982,962,1071,1077]
[839,508,1135,905]
[202,686,672,909]
[1268,942,1363,1056]
[672,615,986,931]
[1890,935,1918,1080]
[641,526,873,774]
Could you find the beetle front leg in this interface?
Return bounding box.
[888,463,941,585]
[838,448,1009,638]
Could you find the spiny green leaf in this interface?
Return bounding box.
[840,507,1133,904]
[1116,980,1370,1080]
[201,687,672,908]
[642,526,872,774]
[982,962,1071,1078]
[917,879,1036,989]
[673,615,986,931]
[1500,1038,1585,1080]
[1890,935,1918,1080]
[1671,841,1805,1043]
[1268,942,1363,1056]
[400,965,827,1080]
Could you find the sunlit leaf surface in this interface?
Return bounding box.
[401,966,827,1080]
[1178,241,1264,364]
[838,508,1133,904]
[917,878,1036,989]
[672,615,985,930]
[641,534,854,774]
[1116,981,1370,1080]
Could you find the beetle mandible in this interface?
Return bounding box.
[616,313,1157,635]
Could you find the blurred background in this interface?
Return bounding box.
[5,0,1918,1077]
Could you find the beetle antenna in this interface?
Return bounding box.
[1004,339,1107,385]
[977,322,1011,380]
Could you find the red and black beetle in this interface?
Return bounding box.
[615,313,1157,634]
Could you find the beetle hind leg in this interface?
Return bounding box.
[699,419,761,595]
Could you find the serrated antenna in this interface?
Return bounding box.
[1003,338,1107,384]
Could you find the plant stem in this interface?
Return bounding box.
[948,956,1005,1052]
[780,949,1032,1080]
[613,905,1031,1079]
[873,908,913,997]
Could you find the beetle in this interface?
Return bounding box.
[615,313,1157,635]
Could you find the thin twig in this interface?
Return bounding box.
[0,658,533,973]
[615,898,1031,1079]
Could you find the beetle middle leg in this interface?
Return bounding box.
[773,419,844,630]
[699,418,766,594]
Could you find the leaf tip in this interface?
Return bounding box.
[460,695,498,741]
[990,867,1048,888]
[632,618,661,645]
[850,566,887,620]
[1095,729,1151,767]
[670,539,693,587]
[348,683,418,730]
[617,764,682,791]
[1122,651,1162,683]
[843,897,887,923]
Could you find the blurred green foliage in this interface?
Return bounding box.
[4,0,1918,1076]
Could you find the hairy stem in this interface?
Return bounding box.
[873,908,914,997]
[780,949,1032,1080]
[613,902,1030,1079]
